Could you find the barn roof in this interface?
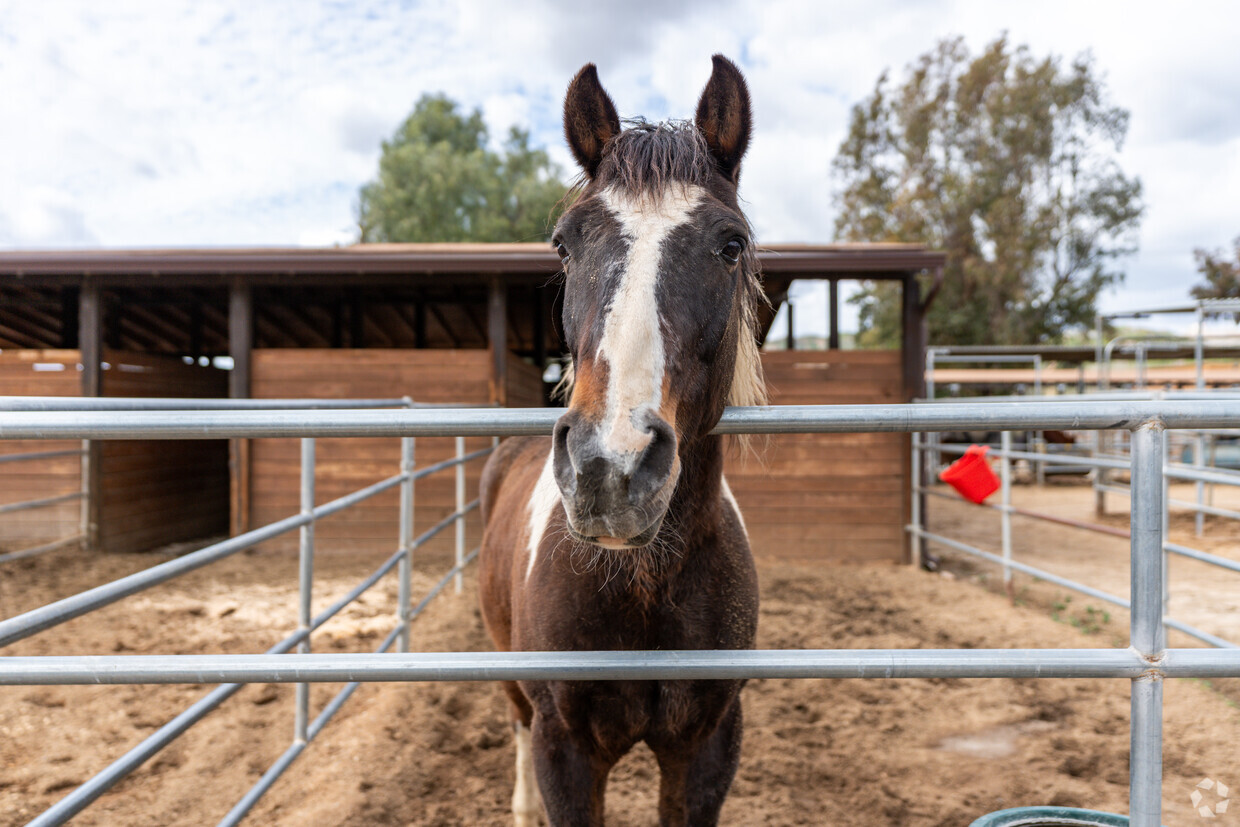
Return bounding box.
[0,242,942,282]
[0,243,943,356]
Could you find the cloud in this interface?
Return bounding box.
[1,0,1239,332]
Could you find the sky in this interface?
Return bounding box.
[2,0,1239,337]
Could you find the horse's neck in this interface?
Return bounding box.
[665,435,725,543]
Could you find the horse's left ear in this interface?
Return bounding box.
[695,54,752,183]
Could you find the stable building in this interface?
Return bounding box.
[0,243,943,563]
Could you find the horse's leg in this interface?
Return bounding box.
[503,682,544,827]
[650,699,744,827]
[530,711,610,827]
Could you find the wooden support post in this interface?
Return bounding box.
[901,273,925,401]
[901,272,926,565]
[488,278,508,407]
[79,280,102,550]
[785,298,795,350]
[229,278,253,536]
[828,279,840,350]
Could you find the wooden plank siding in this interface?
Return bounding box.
[247,349,544,558]
[0,350,83,547]
[0,349,229,553]
[724,350,908,564]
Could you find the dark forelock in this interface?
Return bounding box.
[594,120,713,196]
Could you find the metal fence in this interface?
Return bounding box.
[0,397,492,826]
[0,444,86,564]
[4,399,1240,826]
[913,391,1240,653]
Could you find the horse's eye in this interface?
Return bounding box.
[719,238,745,265]
[554,242,570,264]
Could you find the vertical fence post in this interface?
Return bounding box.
[79,439,90,545]
[295,438,315,744]
[1194,432,1206,537]
[910,432,922,569]
[1000,430,1013,589]
[454,436,465,595]
[1129,422,1165,827]
[397,434,415,653]
[1161,434,1171,623]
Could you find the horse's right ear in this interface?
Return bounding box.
[564,64,621,179]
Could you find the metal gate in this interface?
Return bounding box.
[4,398,1240,827]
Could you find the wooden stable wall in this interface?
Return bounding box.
[725,350,908,564]
[0,349,229,553]
[247,349,543,557]
[0,350,83,547]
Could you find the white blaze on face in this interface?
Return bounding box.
[525,450,559,580]
[595,184,704,463]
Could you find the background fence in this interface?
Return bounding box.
[3,399,1240,826]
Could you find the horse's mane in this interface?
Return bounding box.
[558,120,768,416]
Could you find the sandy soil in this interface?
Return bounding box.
[2,485,1240,827]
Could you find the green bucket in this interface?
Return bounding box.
[968,808,1131,827]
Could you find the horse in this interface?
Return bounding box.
[478,54,766,827]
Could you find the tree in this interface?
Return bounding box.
[1191,237,1240,301]
[832,36,1144,347]
[357,94,568,242]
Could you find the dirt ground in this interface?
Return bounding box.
[2,481,1240,827]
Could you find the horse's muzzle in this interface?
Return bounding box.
[551,407,679,548]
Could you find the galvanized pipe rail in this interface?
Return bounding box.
[6,402,1240,827]
[0,444,86,564]
[3,399,1240,439]
[5,413,491,827]
[918,424,1240,646]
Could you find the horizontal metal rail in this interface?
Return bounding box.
[917,486,1132,539]
[0,448,84,464]
[2,648,1238,684]
[0,491,82,515]
[909,526,1236,650]
[0,397,412,411]
[1168,497,1240,522]
[217,623,407,827]
[220,548,485,826]
[5,400,1240,440]
[922,390,1240,404]
[27,512,483,827]
[0,479,388,647]
[0,534,83,565]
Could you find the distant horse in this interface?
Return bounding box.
[479,55,765,827]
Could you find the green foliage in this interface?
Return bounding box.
[357,94,569,243]
[1191,237,1240,302]
[833,36,1144,347]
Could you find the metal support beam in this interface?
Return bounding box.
[295,438,315,744]
[1129,422,1165,827]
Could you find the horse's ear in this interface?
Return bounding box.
[695,54,752,183]
[564,64,621,179]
